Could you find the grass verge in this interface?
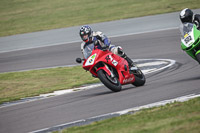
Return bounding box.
[0,0,199,36]
[0,66,99,104]
[54,97,200,133]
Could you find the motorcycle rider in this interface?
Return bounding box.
[180,8,200,30]
[79,25,137,70]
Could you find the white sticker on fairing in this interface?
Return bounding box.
[108,55,118,66]
[112,60,118,66]
[85,54,97,66]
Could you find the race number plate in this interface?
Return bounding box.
[184,35,192,44]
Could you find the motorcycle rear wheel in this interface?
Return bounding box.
[97,69,121,92]
[132,68,146,87]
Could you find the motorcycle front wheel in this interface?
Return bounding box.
[196,53,200,63]
[97,69,121,92]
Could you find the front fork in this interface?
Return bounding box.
[95,63,115,78]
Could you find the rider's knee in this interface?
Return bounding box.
[110,46,124,56]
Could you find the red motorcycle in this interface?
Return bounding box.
[76,43,145,92]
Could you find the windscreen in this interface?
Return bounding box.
[179,23,194,39]
[83,43,94,59]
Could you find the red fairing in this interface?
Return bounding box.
[83,48,135,85]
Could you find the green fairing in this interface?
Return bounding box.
[193,25,200,57]
[193,25,200,40]
[186,50,196,59]
[181,42,188,50]
[181,25,200,61]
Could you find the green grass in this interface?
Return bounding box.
[54,97,200,133]
[0,66,99,104]
[0,0,199,37]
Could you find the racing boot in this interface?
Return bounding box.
[121,53,138,71]
[117,47,138,71]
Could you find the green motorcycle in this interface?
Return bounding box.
[180,23,200,63]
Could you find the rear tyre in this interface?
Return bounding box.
[97,69,121,92]
[132,69,146,87]
[196,53,200,63]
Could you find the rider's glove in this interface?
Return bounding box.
[101,45,109,51]
[94,40,108,51]
[94,40,100,46]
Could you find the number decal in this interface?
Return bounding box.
[85,54,97,66]
[89,59,93,63]
[184,35,192,44]
[112,60,118,66]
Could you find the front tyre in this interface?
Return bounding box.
[196,53,200,63]
[132,68,146,87]
[97,69,121,92]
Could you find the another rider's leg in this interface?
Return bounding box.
[110,46,137,70]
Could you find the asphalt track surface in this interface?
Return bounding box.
[0,28,200,133]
